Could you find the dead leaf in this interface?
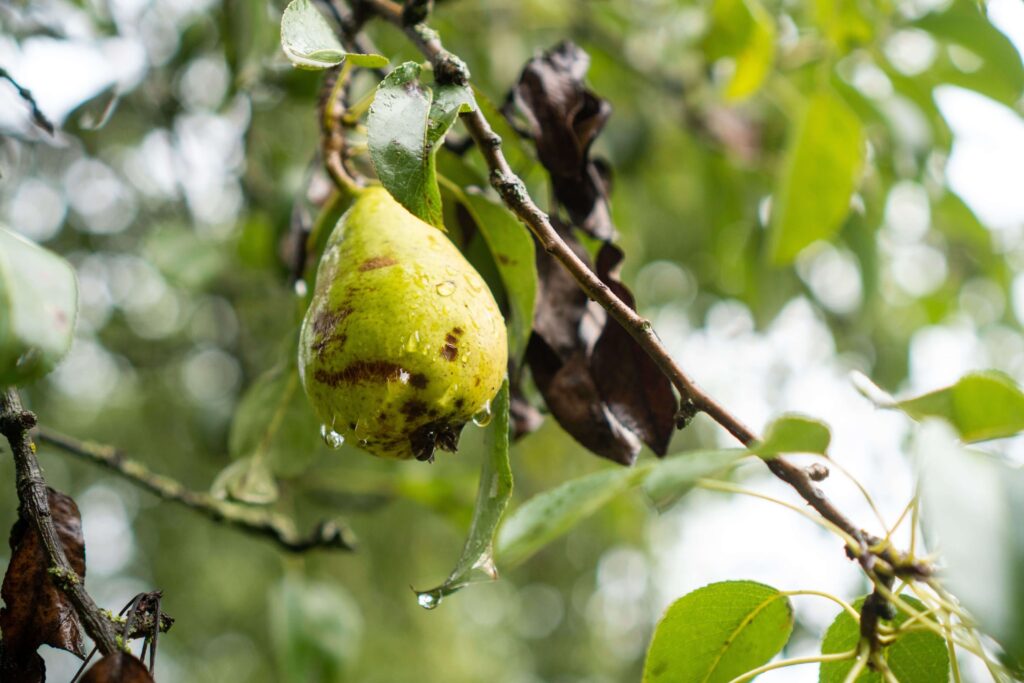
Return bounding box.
[0,488,86,681]
[80,652,155,683]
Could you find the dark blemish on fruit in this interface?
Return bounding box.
[312,308,353,359]
[454,397,465,409]
[410,420,464,462]
[440,332,459,361]
[349,422,356,430]
[451,327,464,336]
[474,377,481,386]
[314,360,404,386]
[358,256,397,271]
[409,373,428,389]
[401,399,428,419]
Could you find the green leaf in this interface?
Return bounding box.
[269,576,362,680]
[447,185,536,363]
[820,596,949,682]
[415,381,513,609]
[496,466,646,568]
[769,90,864,264]
[642,449,745,510]
[813,0,873,51]
[752,414,831,457]
[896,371,1024,442]
[368,64,475,228]
[643,581,793,683]
[228,355,325,477]
[913,0,1024,105]
[0,226,78,386]
[916,420,1024,664]
[705,0,776,101]
[210,456,280,505]
[280,0,388,70]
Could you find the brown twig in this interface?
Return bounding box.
[0,389,120,655]
[35,427,357,553]
[357,0,930,582]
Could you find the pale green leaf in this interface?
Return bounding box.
[280,0,387,70]
[769,90,864,263]
[415,381,513,608]
[0,226,78,386]
[642,449,745,510]
[448,185,536,363]
[897,371,1024,442]
[496,466,646,568]
[211,456,280,505]
[916,421,1024,664]
[229,356,325,477]
[752,414,831,457]
[643,581,793,683]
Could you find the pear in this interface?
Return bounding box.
[299,186,508,461]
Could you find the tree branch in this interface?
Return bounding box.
[357,0,930,580]
[0,389,120,655]
[35,427,357,553]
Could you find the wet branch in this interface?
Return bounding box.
[35,427,357,553]
[0,389,120,655]
[357,0,930,585]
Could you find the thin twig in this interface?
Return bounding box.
[35,427,357,553]
[0,67,55,135]
[357,0,930,581]
[0,389,120,655]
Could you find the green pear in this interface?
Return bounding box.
[299,186,508,461]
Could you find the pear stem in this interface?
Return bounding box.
[358,0,931,591]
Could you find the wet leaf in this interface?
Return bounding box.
[414,381,513,608]
[643,581,793,683]
[769,90,864,263]
[0,488,86,681]
[511,41,614,240]
[80,652,155,683]
[368,63,474,228]
[280,0,387,70]
[0,226,78,387]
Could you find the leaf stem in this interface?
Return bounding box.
[726,649,857,683]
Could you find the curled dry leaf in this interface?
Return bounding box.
[510,41,614,240]
[0,488,86,683]
[80,652,155,683]
[504,42,679,463]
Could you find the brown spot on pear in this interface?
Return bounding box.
[298,186,507,460]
